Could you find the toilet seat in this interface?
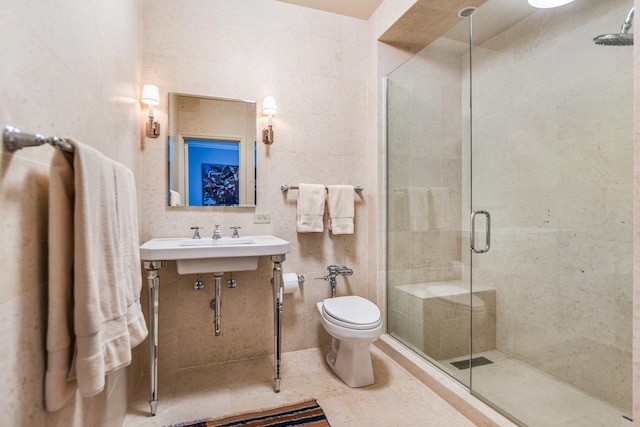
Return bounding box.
[322,296,381,330]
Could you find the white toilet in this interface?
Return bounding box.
[316,295,383,387]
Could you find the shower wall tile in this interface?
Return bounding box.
[633,0,640,413]
[461,0,633,411]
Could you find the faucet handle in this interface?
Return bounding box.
[190,226,201,239]
[230,225,242,238]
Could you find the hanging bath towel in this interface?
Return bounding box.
[45,140,148,411]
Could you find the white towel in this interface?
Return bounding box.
[169,189,181,206]
[45,150,76,411]
[407,187,448,232]
[45,140,148,411]
[296,183,325,233]
[327,185,355,235]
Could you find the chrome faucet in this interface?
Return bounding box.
[212,224,222,239]
[190,226,201,239]
[230,225,242,238]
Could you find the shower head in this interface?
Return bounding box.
[594,6,634,46]
[593,33,633,46]
[458,7,477,18]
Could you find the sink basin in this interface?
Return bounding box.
[179,237,253,246]
[139,235,290,274]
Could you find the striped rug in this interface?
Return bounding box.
[174,400,330,427]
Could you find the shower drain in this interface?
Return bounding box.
[451,356,493,370]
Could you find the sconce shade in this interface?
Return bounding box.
[142,84,160,106]
[262,96,278,115]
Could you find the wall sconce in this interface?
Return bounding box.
[142,84,161,138]
[262,95,277,145]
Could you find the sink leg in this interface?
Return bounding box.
[143,261,162,416]
[213,273,223,336]
[271,254,285,392]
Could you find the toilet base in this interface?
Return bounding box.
[325,338,375,388]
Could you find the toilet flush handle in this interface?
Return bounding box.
[338,266,353,276]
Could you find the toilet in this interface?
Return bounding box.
[316,295,383,387]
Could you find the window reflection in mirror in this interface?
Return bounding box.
[168,93,257,207]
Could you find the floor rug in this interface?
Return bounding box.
[173,399,330,427]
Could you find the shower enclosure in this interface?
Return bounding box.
[385,0,632,425]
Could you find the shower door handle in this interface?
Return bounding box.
[471,210,491,253]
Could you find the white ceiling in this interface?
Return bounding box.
[276,0,384,20]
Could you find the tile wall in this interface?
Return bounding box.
[0,0,143,426]
[140,0,375,372]
[2,0,640,425]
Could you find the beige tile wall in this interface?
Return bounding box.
[2,0,640,424]
[140,0,374,372]
[633,0,640,422]
[0,1,143,426]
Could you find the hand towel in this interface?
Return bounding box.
[169,189,181,206]
[327,185,355,235]
[296,183,326,232]
[45,140,148,411]
[407,187,448,232]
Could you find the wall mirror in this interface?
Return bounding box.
[168,93,257,207]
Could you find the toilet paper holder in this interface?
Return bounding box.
[280,272,304,295]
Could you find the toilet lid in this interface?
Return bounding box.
[323,296,381,326]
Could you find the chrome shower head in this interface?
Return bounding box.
[458,7,477,18]
[594,6,634,46]
[593,33,633,46]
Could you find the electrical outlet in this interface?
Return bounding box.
[254,213,271,224]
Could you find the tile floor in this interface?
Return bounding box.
[442,350,629,427]
[123,346,476,427]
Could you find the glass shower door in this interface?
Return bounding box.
[386,14,474,388]
[468,1,633,425]
[386,0,631,424]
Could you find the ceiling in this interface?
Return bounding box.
[276,0,385,20]
[276,0,537,52]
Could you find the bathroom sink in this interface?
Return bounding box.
[179,237,253,246]
[139,235,290,274]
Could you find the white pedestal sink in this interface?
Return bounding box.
[139,235,290,415]
[139,235,290,274]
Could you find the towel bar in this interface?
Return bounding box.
[3,125,74,153]
[281,183,363,193]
